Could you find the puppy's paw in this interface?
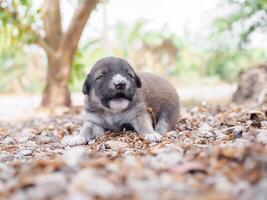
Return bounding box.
[143,132,162,142]
[62,135,88,146]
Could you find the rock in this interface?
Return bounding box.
[214,130,227,140]
[10,191,27,200]
[166,131,178,138]
[144,147,184,170]
[0,163,15,180]
[17,129,36,142]
[182,138,193,148]
[17,135,32,143]
[198,124,214,138]
[18,149,33,156]
[71,169,116,198]
[261,120,267,128]
[127,173,174,200]
[40,131,54,138]
[240,178,267,200]
[39,136,53,144]
[106,163,120,173]
[206,173,233,194]
[232,180,250,196]
[256,130,267,144]
[224,126,245,138]
[24,141,37,148]
[0,151,14,162]
[123,155,139,168]
[233,64,267,103]
[199,124,213,132]
[104,140,128,151]
[66,193,92,200]
[39,131,56,144]
[2,136,16,145]
[198,131,213,138]
[22,128,32,135]
[232,126,245,138]
[24,173,67,200]
[63,146,89,167]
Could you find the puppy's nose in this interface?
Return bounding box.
[114,82,126,90]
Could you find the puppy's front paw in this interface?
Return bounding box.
[143,132,162,142]
[62,135,88,146]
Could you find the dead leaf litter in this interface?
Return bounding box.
[0,103,267,200]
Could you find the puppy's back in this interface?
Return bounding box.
[138,72,180,128]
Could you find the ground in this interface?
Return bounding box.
[0,102,267,200]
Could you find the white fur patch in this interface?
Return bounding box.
[109,99,129,112]
[112,73,128,85]
[61,135,87,146]
[143,131,162,142]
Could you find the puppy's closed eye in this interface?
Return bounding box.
[95,74,105,81]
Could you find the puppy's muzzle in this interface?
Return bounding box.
[112,74,128,90]
[114,82,126,90]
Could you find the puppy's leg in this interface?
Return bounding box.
[62,122,104,146]
[132,114,162,142]
[155,118,170,134]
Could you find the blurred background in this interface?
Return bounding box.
[0,0,267,120]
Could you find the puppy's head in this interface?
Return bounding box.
[82,57,142,112]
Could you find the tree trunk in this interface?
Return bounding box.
[39,0,99,108]
[41,53,71,107]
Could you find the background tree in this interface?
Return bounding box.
[214,0,267,47]
[212,0,267,102]
[0,0,99,107]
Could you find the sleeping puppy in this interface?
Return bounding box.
[62,57,180,146]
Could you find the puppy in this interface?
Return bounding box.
[63,57,180,146]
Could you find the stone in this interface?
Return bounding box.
[24,141,37,148]
[25,173,67,200]
[199,124,213,132]
[17,129,36,142]
[215,130,228,140]
[18,149,33,156]
[144,147,184,170]
[104,140,128,151]
[240,178,267,200]
[225,126,245,139]
[39,136,53,144]
[71,169,116,198]
[183,138,193,148]
[256,130,267,144]
[166,131,178,138]
[63,146,89,167]
[0,163,15,181]
[2,136,16,145]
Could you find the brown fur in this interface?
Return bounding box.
[138,72,180,131]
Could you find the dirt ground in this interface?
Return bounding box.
[0,84,236,121]
[0,101,267,200]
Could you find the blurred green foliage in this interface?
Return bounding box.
[0,0,40,43]
[213,0,267,47]
[206,0,267,81]
[0,0,42,93]
[0,0,267,93]
[0,24,26,92]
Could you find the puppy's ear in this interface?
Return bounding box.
[82,74,91,95]
[135,74,142,88]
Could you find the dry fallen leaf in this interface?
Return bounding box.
[170,161,207,174]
